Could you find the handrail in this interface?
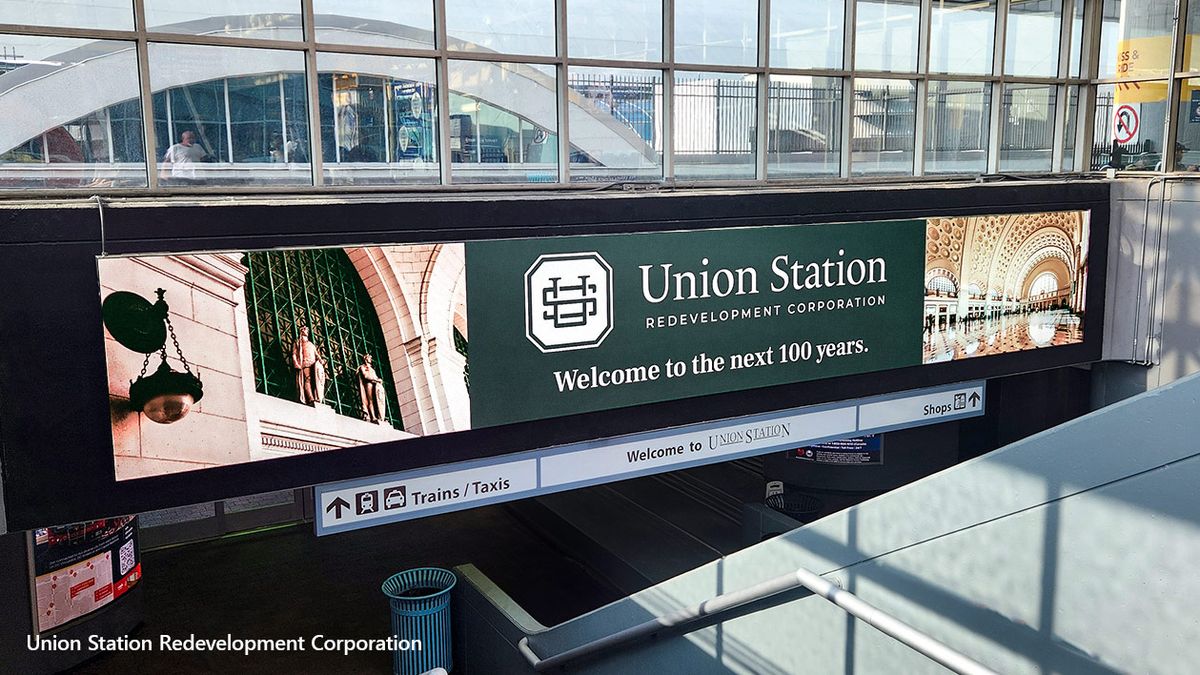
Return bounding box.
[517,565,999,675]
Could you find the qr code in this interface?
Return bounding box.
[118,540,136,576]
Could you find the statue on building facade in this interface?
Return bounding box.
[357,353,387,424]
[290,325,325,406]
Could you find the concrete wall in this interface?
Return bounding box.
[461,369,1200,674]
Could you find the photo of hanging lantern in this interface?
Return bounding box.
[102,288,203,424]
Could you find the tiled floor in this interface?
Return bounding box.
[923,311,1084,363]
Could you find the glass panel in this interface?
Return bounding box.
[448,60,558,183]
[1091,81,1168,170]
[1006,0,1063,77]
[1185,0,1200,71]
[855,0,920,72]
[767,75,842,178]
[1069,0,1085,76]
[0,0,132,30]
[313,0,435,49]
[318,52,439,185]
[144,0,303,40]
[673,71,757,180]
[1000,83,1056,171]
[569,0,662,61]
[929,0,996,75]
[769,0,843,70]
[851,78,916,175]
[445,0,556,56]
[925,80,991,174]
[1098,0,1173,80]
[674,0,759,67]
[1175,79,1200,170]
[149,43,311,186]
[1062,84,1078,170]
[0,35,146,189]
[568,66,663,183]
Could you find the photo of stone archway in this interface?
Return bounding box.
[922,211,1088,363]
[100,243,469,480]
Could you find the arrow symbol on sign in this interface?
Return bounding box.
[969,392,981,407]
[326,497,351,519]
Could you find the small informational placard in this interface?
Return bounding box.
[793,434,883,465]
[32,516,140,633]
[315,381,985,535]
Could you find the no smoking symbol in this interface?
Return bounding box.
[1114,104,1139,144]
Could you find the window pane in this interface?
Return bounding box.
[851,78,915,175]
[145,0,303,39]
[0,0,132,30]
[767,75,842,178]
[568,67,663,183]
[1089,81,1166,170]
[770,0,843,69]
[1069,0,1084,76]
[1175,79,1200,170]
[929,0,996,75]
[0,35,146,189]
[925,81,991,174]
[1098,0,1173,80]
[569,0,662,61]
[1185,0,1200,71]
[448,60,558,183]
[445,0,556,56]
[313,0,435,49]
[1006,0,1063,77]
[149,43,311,186]
[674,0,759,67]
[317,53,439,185]
[855,0,920,72]
[673,72,757,180]
[1062,84,1078,170]
[1000,83,1056,171]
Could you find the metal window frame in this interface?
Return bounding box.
[0,0,1136,196]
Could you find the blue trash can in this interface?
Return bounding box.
[382,568,457,675]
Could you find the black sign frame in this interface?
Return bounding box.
[0,181,1109,530]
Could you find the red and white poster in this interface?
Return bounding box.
[32,516,141,633]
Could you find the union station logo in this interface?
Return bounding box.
[524,252,614,352]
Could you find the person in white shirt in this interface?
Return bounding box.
[160,130,208,180]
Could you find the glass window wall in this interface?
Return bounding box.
[770,0,843,70]
[568,66,663,182]
[925,80,991,174]
[1006,0,1063,77]
[144,0,303,40]
[929,0,996,75]
[444,0,556,56]
[448,60,558,183]
[0,35,146,188]
[312,0,436,49]
[855,0,921,73]
[1000,82,1056,171]
[0,0,1150,189]
[569,0,662,61]
[674,71,758,180]
[767,75,842,178]
[317,53,439,185]
[149,43,311,186]
[851,78,916,175]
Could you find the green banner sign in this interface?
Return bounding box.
[467,219,927,427]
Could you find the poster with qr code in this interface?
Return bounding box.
[32,516,141,633]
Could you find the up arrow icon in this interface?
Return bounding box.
[968,391,981,408]
[326,496,351,519]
